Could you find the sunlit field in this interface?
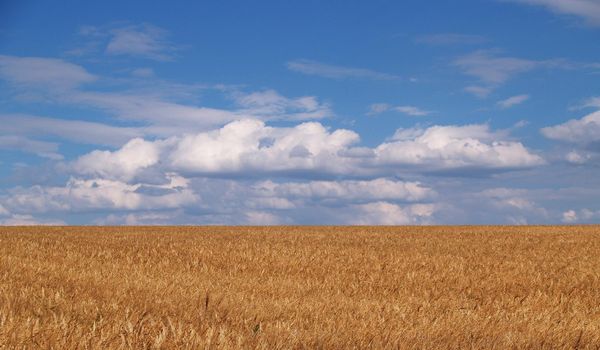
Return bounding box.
[1,226,600,348]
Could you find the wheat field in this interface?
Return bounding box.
[1,226,600,349]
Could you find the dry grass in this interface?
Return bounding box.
[1,226,600,349]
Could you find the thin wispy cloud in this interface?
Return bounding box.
[506,0,600,25]
[415,33,487,46]
[287,59,400,80]
[368,103,431,116]
[497,94,530,108]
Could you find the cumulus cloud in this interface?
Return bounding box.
[72,119,543,180]
[286,59,400,80]
[2,174,196,214]
[252,178,435,203]
[0,214,65,226]
[375,124,544,172]
[497,94,530,109]
[541,110,600,145]
[73,138,163,181]
[347,202,436,225]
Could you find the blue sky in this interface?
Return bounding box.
[0,0,599,225]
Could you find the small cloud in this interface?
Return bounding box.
[368,103,431,117]
[464,85,492,98]
[506,0,600,26]
[286,59,400,80]
[367,103,391,116]
[415,33,487,46]
[497,94,530,109]
[106,24,175,61]
[131,67,155,78]
[562,209,578,223]
[394,106,431,116]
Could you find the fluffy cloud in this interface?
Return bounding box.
[541,110,600,145]
[347,202,436,225]
[2,174,196,214]
[73,138,163,181]
[253,178,434,203]
[71,119,543,180]
[375,124,544,172]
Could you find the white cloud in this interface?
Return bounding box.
[375,124,544,171]
[497,94,530,109]
[0,214,65,226]
[454,51,539,85]
[347,202,436,225]
[562,209,578,223]
[0,135,62,160]
[506,0,600,25]
[464,85,493,98]
[233,89,333,120]
[3,175,196,214]
[106,24,175,61]
[367,104,431,116]
[565,150,592,164]
[71,119,544,180]
[286,59,400,80]
[0,55,96,90]
[415,33,487,46]
[394,106,431,116]
[367,103,391,116]
[0,114,143,147]
[253,178,435,203]
[541,110,600,145]
[73,138,163,181]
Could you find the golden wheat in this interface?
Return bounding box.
[1,226,600,349]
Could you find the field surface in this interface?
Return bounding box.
[1,226,600,349]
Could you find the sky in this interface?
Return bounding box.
[0,0,599,225]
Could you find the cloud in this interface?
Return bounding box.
[233,89,333,120]
[375,124,544,172]
[0,214,65,226]
[0,55,96,90]
[506,0,600,25]
[73,138,163,181]
[367,103,391,116]
[367,104,431,116]
[347,202,436,225]
[497,94,530,109]
[286,59,400,80]
[464,86,493,98]
[0,135,62,160]
[71,119,544,181]
[395,106,431,116]
[0,114,143,147]
[454,51,539,85]
[415,33,487,46]
[541,110,600,145]
[2,175,196,214]
[562,209,578,223]
[106,24,175,61]
[253,178,435,203]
